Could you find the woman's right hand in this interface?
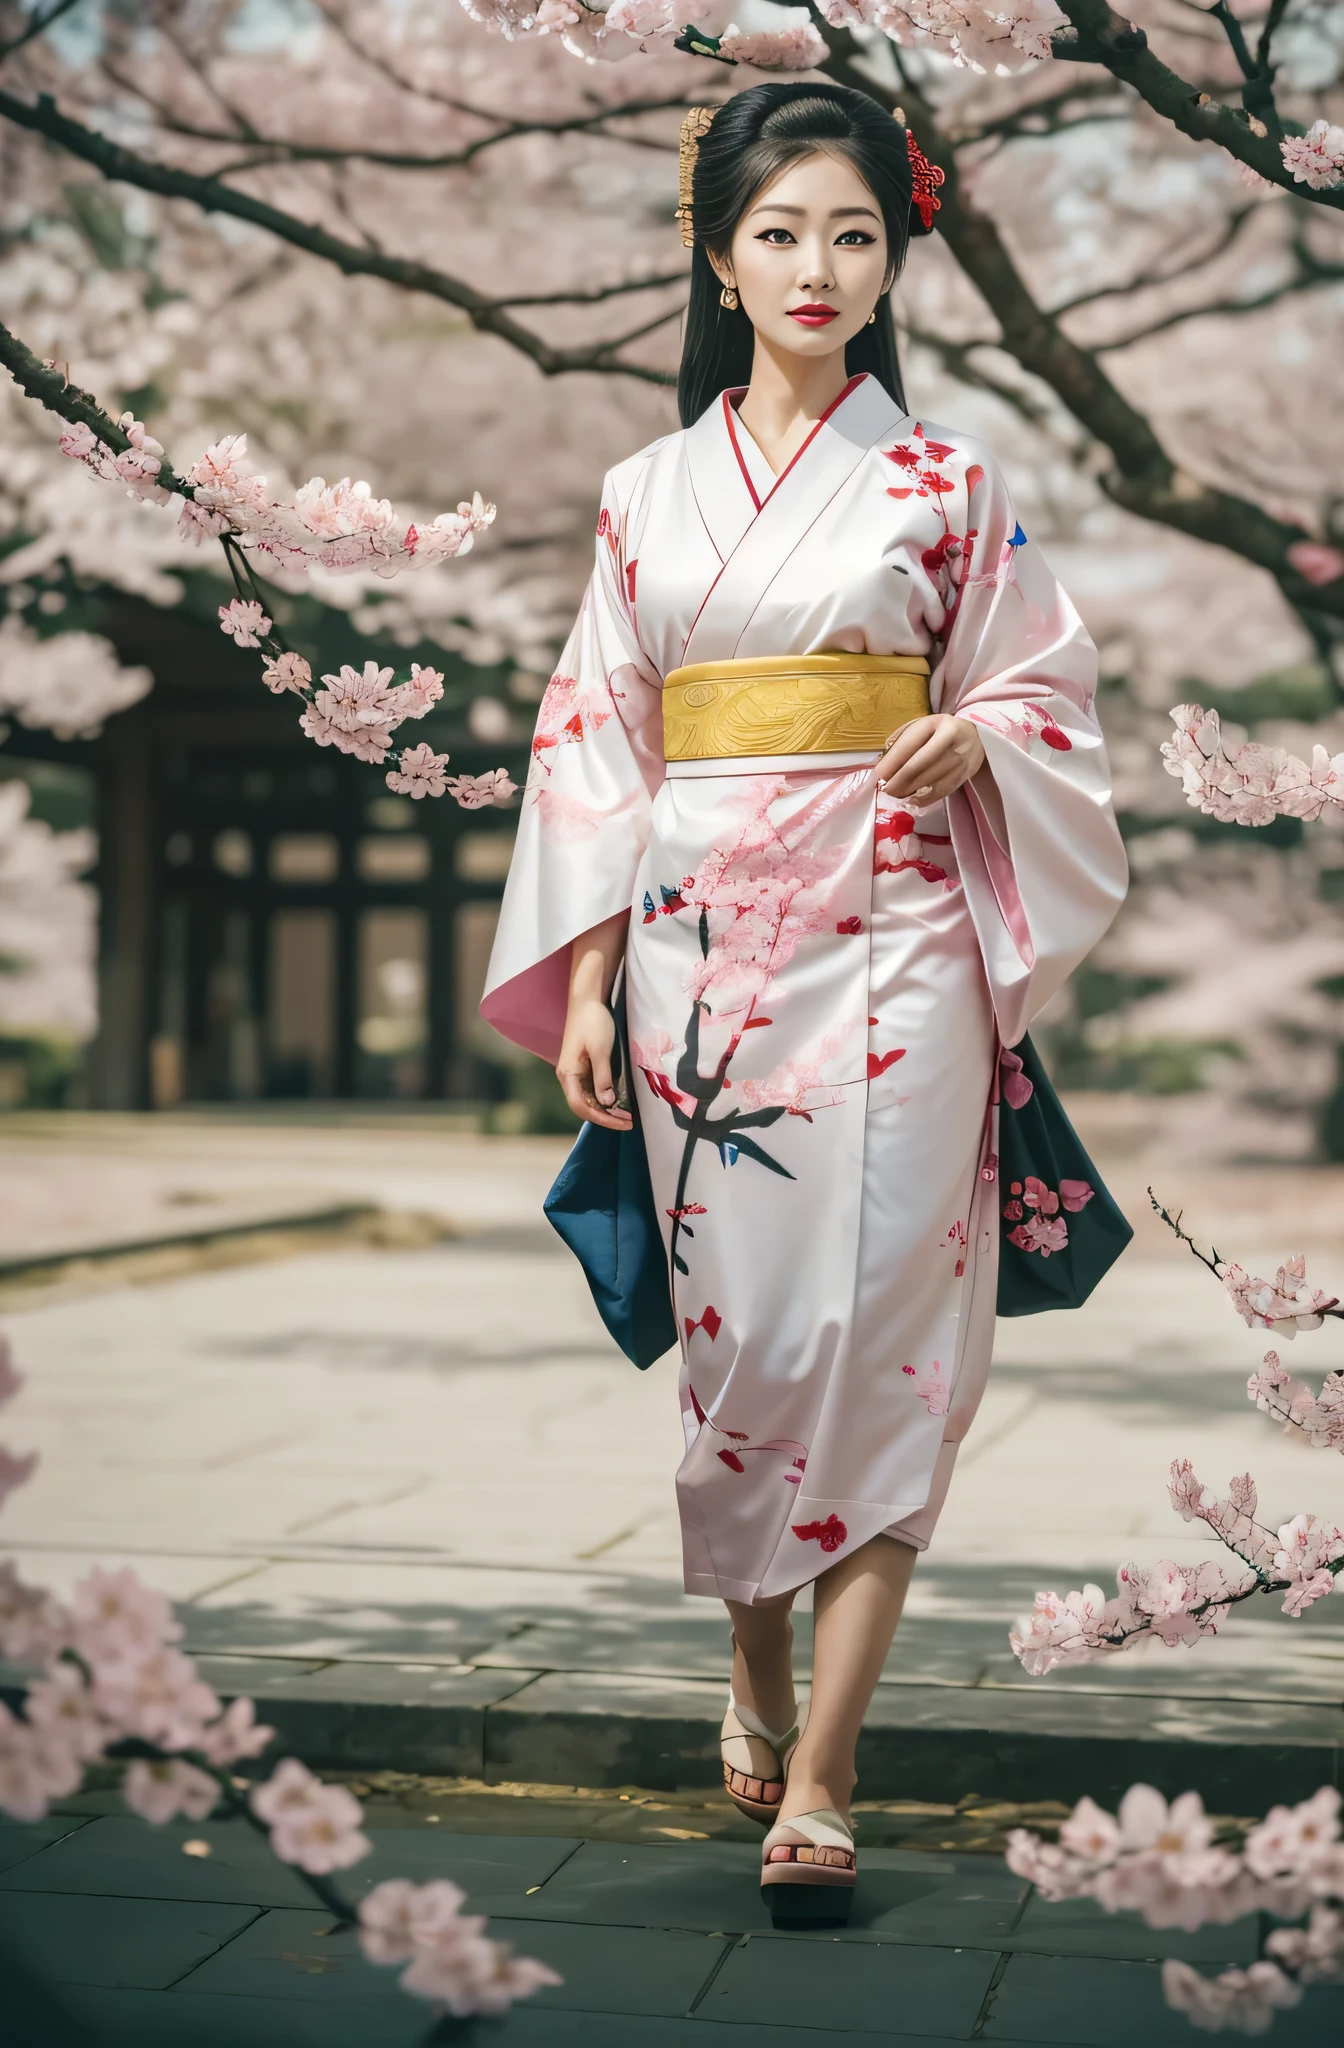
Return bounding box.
[557,995,633,1130]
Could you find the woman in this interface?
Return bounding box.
[483,82,1126,1916]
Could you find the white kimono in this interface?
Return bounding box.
[484,373,1126,1604]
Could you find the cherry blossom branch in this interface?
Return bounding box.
[1010,1458,1344,1674]
[1051,0,1344,204]
[1161,702,1344,826]
[1148,1185,1344,1330]
[0,1332,558,2023]
[803,16,1344,620]
[0,315,517,808]
[1006,1783,1344,2032]
[0,88,677,384]
[107,91,702,171]
[0,0,82,63]
[1206,0,1286,141]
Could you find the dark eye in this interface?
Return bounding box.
[755,228,796,245]
[836,230,877,246]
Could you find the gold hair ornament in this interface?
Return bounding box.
[677,106,716,248]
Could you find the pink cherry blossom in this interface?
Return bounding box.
[1272,1512,1344,1615]
[71,1566,182,1660]
[719,26,829,68]
[217,599,271,648]
[260,652,312,696]
[251,1758,372,1873]
[1059,1796,1121,1867]
[196,1695,276,1766]
[0,1701,82,1821]
[1221,1252,1337,1339]
[1248,1351,1344,1450]
[1245,1787,1341,1882]
[1162,1957,1300,2031]
[1280,120,1344,191]
[123,1758,220,1825]
[300,702,392,762]
[177,500,229,547]
[358,1878,482,1965]
[1162,703,1344,828]
[312,660,397,732]
[92,1645,221,1751]
[396,664,445,719]
[387,743,451,799]
[23,1664,106,1762]
[1265,1903,1344,1984]
[445,768,519,809]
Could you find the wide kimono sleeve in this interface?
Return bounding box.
[480,466,665,1064]
[933,451,1128,1048]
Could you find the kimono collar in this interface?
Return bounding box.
[681,373,908,667]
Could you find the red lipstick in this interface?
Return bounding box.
[787,304,838,327]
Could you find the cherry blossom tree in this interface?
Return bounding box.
[0,1324,561,2027]
[0,0,1341,1109]
[0,773,95,1041]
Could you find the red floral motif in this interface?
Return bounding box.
[626,560,638,603]
[666,1203,707,1221]
[792,1514,848,1552]
[944,1219,967,1277]
[874,804,953,888]
[531,671,611,769]
[685,1305,723,1342]
[836,915,863,935]
[596,506,618,555]
[868,1048,906,1079]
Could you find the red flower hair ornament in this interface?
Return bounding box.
[895,109,944,236]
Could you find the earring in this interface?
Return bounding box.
[720,285,739,311]
[867,309,877,325]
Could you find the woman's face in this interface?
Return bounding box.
[711,149,891,366]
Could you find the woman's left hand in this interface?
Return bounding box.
[877,714,986,806]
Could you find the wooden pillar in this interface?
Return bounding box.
[89,711,155,1109]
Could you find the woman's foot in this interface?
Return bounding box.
[775,1753,855,1832]
[760,1806,856,1924]
[720,1696,799,1825]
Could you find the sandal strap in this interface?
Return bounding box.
[762,1806,854,1856]
[725,1690,799,1754]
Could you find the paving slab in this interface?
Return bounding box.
[702,1932,999,2037]
[0,1813,90,1875]
[0,1888,260,1988]
[983,1951,1344,2046]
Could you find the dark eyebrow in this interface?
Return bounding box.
[748,203,881,221]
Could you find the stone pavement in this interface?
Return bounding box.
[1,1109,1344,1805]
[5,1794,1342,2047]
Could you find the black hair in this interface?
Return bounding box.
[676,82,915,430]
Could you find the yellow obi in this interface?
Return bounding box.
[662,653,930,764]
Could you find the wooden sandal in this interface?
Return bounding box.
[760,1806,856,1924]
[720,1693,800,1827]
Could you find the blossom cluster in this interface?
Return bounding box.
[1007,1784,1344,2031]
[0,1332,556,2017]
[1221,1253,1339,1340]
[1280,120,1344,192]
[1002,1174,1093,1259]
[0,614,152,741]
[359,1878,562,2012]
[1010,1461,1343,1672]
[1162,704,1344,827]
[1248,1350,1344,1452]
[60,419,495,581]
[57,409,517,808]
[457,0,1065,72]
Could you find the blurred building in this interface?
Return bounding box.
[2,593,528,1111]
